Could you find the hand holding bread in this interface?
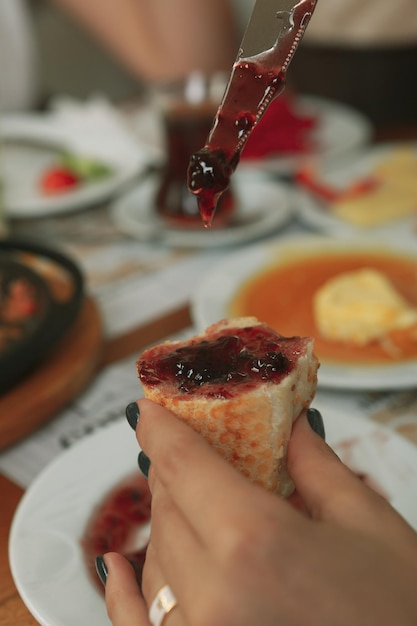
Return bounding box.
[137,317,319,496]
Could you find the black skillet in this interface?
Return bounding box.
[0,238,84,394]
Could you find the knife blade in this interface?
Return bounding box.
[238,0,318,69]
[187,0,319,226]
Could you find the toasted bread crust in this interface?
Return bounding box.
[137,317,319,495]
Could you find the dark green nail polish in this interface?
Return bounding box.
[138,451,151,478]
[95,555,108,586]
[126,402,140,430]
[307,408,325,440]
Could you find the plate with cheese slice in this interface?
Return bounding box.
[191,235,417,390]
[295,143,417,243]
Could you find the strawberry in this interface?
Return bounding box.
[40,167,80,194]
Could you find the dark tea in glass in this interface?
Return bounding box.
[155,74,236,229]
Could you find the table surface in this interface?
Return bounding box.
[0,304,191,625]
[1,120,417,625]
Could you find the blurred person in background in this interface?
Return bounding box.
[0,0,39,111]
[1,0,416,123]
[39,0,417,128]
[0,0,238,112]
[285,0,417,127]
[229,0,417,127]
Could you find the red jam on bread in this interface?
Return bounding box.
[137,317,319,496]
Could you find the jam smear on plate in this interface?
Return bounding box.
[81,472,151,592]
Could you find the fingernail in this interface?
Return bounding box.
[138,450,151,478]
[126,402,140,430]
[307,408,325,440]
[95,555,108,586]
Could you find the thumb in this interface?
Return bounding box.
[287,409,392,530]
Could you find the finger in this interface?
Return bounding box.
[103,552,150,626]
[137,399,292,542]
[287,411,411,537]
[142,543,184,626]
[147,474,209,605]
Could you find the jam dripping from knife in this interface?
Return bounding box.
[187,0,318,227]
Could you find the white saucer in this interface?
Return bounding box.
[9,414,417,626]
[110,172,295,248]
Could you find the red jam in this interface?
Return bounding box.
[156,102,236,227]
[187,0,317,227]
[187,61,286,226]
[81,473,151,592]
[138,325,308,399]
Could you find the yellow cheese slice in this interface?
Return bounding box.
[331,148,417,227]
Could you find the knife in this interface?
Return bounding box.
[187,0,319,226]
[238,0,318,70]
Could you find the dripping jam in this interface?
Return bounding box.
[156,101,236,227]
[187,61,286,227]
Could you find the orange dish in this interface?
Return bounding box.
[230,250,417,366]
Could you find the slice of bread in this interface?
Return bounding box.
[137,317,319,496]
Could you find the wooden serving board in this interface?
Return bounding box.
[0,297,103,450]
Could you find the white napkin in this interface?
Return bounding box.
[49,95,159,168]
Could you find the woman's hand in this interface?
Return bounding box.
[102,400,417,626]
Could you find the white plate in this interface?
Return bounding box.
[295,142,417,243]
[240,96,373,175]
[0,114,148,218]
[110,171,295,248]
[9,413,417,626]
[191,234,417,390]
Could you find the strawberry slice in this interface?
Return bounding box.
[295,166,379,203]
[40,167,80,194]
